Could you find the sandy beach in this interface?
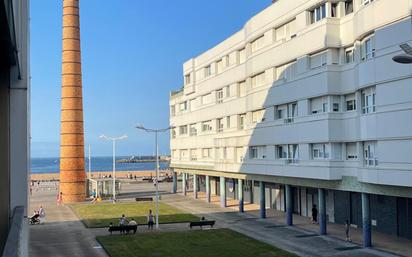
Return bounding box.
[30,170,170,181]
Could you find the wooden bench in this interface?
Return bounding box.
[135,197,153,202]
[189,220,215,229]
[108,225,138,235]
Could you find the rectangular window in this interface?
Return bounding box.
[345,94,356,111]
[202,148,212,158]
[251,36,265,52]
[250,147,259,159]
[216,89,224,103]
[190,149,198,161]
[311,97,328,114]
[287,103,298,118]
[217,59,224,74]
[189,124,197,136]
[180,149,188,160]
[238,81,246,97]
[345,47,354,63]
[331,3,338,17]
[346,142,357,160]
[361,87,376,114]
[236,147,244,163]
[310,51,327,69]
[226,116,231,128]
[170,105,176,116]
[364,141,378,166]
[251,72,265,88]
[171,129,176,139]
[179,101,188,111]
[311,3,326,24]
[239,48,246,63]
[202,93,212,105]
[252,109,265,123]
[277,145,287,159]
[249,146,266,159]
[361,36,375,60]
[239,114,246,129]
[274,19,296,41]
[312,143,330,159]
[277,145,298,161]
[179,125,188,135]
[217,118,223,132]
[184,74,191,85]
[345,0,353,15]
[201,121,213,132]
[204,65,212,77]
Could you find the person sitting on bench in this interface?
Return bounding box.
[128,218,137,226]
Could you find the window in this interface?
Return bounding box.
[201,121,213,132]
[276,62,296,81]
[170,105,176,116]
[236,147,244,163]
[331,3,338,17]
[171,129,176,139]
[216,89,224,103]
[189,124,197,136]
[251,36,265,52]
[361,36,375,60]
[202,148,212,158]
[222,147,227,159]
[249,146,266,159]
[364,141,377,166]
[331,96,340,112]
[238,81,246,97]
[190,149,198,161]
[179,125,188,135]
[346,142,357,160]
[311,3,326,24]
[274,19,296,41]
[345,47,354,63]
[238,114,246,129]
[252,109,265,123]
[179,101,188,111]
[184,74,191,85]
[225,86,230,98]
[312,144,330,159]
[226,116,231,128]
[311,97,328,114]
[288,103,298,118]
[217,118,224,132]
[180,149,188,160]
[251,72,265,88]
[345,94,356,111]
[204,65,212,77]
[345,0,353,15]
[310,51,327,69]
[239,48,246,63]
[277,145,287,159]
[275,105,286,119]
[361,87,376,114]
[217,59,224,74]
[276,102,297,122]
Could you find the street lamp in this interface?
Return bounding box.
[392,43,412,64]
[100,134,127,202]
[135,124,174,230]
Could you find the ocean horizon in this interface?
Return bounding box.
[31,156,169,174]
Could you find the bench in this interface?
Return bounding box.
[108,225,138,235]
[189,220,215,229]
[135,197,153,202]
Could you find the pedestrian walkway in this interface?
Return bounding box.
[29,190,108,257]
[163,193,408,257]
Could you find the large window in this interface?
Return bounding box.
[202,93,212,105]
[204,65,212,77]
[202,148,212,159]
[274,19,296,42]
[249,146,266,159]
[190,149,198,161]
[310,51,327,69]
[361,87,376,114]
[311,96,328,114]
[312,143,330,159]
[179,125,188,135]
[238,114,246,129]
[276,102,297,122]
[345,94,356,111]
[277,144,299,162]
[179,101,188,111]
[251,72,265,88]
[345,47,354,63]
[364,141,378,166]
[251,36,265,52]
[217,118,224,132]
[189,124,197,136]
[216,89,224,103]
[170,105,175,116]
[239,48,246,63]
[201,121,213,132]
[346,142,357,160]
[184,73,191,85]
[236,147,244,163]
[361,36,375,60]
[238,81,246,97]
[217,59,224,74]
[345,0,353,15]
[252,109,265,123]
[310,3,326,24]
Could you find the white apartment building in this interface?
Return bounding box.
[169,0,412,245]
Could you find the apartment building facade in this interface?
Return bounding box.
[170,0,412,246]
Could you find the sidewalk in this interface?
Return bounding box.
[164,193,409,257]
[29,190,108,257]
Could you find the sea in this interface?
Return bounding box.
[31,157,169,174]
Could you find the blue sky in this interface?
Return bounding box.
[30,0,270,158]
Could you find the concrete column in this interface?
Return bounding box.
[362,193,372,247]
[59,0,86,203]
[318,188,327,235]
[220,176,226,207]
[285,185,293,226]
[182,173,186,196]
[172,171,177,193]
[193,174,198,199]
[260,181,266,218]
[238,179,244,212]
[206,175,211,203]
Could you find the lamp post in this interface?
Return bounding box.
[135,124,174,230]
[100,134,127,202]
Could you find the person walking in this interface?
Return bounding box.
[147,209,154,230]
[311,204,318,224]
[57,192,63,206]
[345,220,351,241]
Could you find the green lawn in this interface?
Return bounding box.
[97,229,297,257]
[71,202,198,228]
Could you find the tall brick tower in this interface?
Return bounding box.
[59,0,86,202]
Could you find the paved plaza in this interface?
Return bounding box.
[28,180,412,257]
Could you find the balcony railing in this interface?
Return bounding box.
[2,206,27,257]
